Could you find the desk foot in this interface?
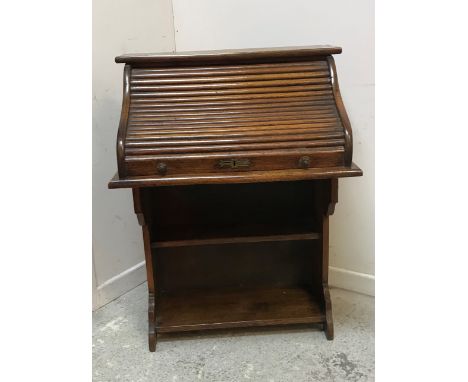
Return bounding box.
[148,293,157,352]
[323,284,334,340]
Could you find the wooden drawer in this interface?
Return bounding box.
[125,147,344,177]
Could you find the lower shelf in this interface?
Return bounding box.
[156,286,325,333]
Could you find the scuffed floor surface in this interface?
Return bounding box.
[93,284,374,382]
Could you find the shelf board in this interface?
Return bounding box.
[156,286,325,333]
[152,231,319,248]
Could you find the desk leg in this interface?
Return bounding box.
[322,178,338,340]
[133,188,157,352]
[322,215,334,340]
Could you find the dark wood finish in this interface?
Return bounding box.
[132,188,156,351]
[111,46,361,186]
[117,65,131,177]
[115,45,342,64]
[157,286,325,333]
[109,47,362,351]
[154,240,321,292]
[328,57,353,166]
[321,178,338,339]
[152,232,320,249]
[108,163,362,188]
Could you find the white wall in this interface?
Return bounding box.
[172,0,375,294]
[92,0,175,309]
[93,0,374,309]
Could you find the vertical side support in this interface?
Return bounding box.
[133,188,157,352]
[116,65,131,178]
[322,178,338,340]
[328,56,353,166]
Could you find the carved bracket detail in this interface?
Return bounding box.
[326,178,339,216]
[136,212,145,226]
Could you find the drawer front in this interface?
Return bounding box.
[125,148,344,177]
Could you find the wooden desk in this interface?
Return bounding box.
[109,46,362,351]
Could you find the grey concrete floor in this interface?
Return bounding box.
[93,284,374,382]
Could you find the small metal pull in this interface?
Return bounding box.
[157,162,167,176]
[218,158,251,169]
[299,156,311,169]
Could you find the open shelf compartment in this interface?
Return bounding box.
[156,286,325,333]
[143,180,322,248]
[141,180,328,340]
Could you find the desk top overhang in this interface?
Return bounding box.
[109,45,362,189]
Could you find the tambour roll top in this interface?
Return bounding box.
[109,46,362,188]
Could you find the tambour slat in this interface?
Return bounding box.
[128,111,337,125]
[129,98,335,110]
[125,139,345,156]
[128,118,339,131]
[126,127,343,141]
[130,71,330,85]
[130,91,334,103]
[130,77,330,92]
[128,115,337,126]
[131,61,328,78]
[129,104,335,116]
[125,146,344,162]
[127,126,341,139]
[128,115,336,127]
[128,108,336,121]
[128,123,340,136]
[125,132,345,148]
[131,84,332,99]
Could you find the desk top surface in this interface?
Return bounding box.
[115,45,342,64]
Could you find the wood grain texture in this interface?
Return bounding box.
[112,46,359,184]
[115,45,342,64]
[117,65,131,177]
[156,286,325,333]
[328,56,353,166]
[124,60,343,175]
[132,188,157,351]
[108,163,362,188]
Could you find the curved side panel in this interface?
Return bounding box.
[116,64,131,177]
[327,57,353,166]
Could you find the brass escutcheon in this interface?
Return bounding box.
[218,158,251,169]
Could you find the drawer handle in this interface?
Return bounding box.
[218,158,251,169]
[299,156,311,169]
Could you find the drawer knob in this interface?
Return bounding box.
[157,162,167,176]
[299,156,311,169]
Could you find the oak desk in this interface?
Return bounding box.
[109,46,362,351]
